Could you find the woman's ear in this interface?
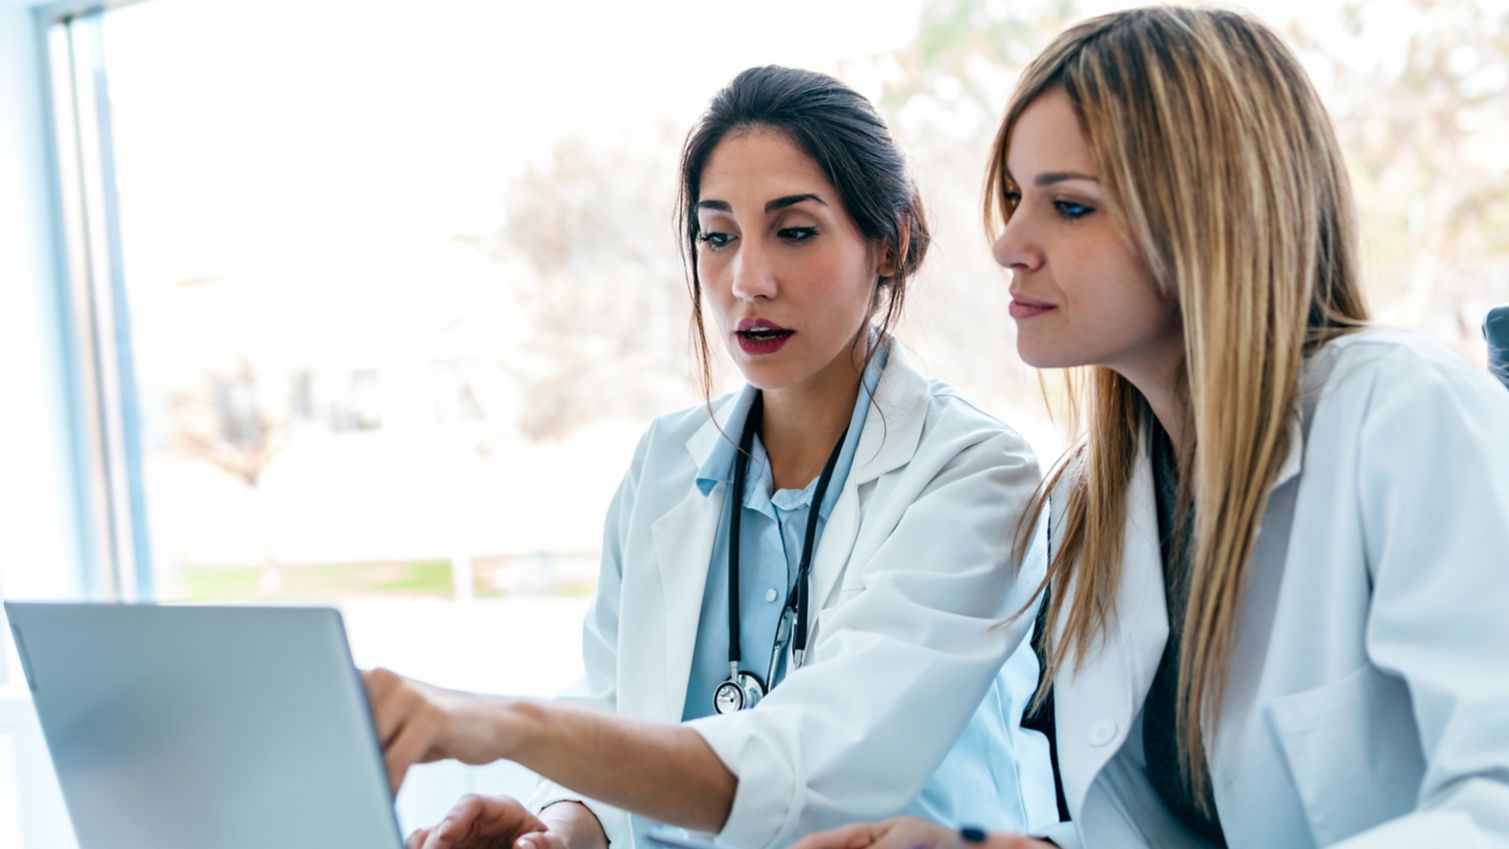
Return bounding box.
[876,214,911,279]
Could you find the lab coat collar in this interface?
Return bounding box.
[1269,347,1336,495]
[658,338,929,686]
[847,341,928,485]
[682,337,926,487]
[1269,413,1304,494]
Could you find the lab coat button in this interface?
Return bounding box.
[1088,718,1117,747]
[764,588,778,603]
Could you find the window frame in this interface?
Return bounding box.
[34,0,159,603]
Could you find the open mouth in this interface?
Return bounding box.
[735,320,795,354]
[737,327,795,342]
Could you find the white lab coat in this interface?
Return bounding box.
[1040,328,1509,849]
[530,344,1051,849]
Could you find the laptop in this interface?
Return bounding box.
[4,601,404,849]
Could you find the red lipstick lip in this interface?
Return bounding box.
[734,317,795,355]
[737,333,792,355]
[738,318,791,332]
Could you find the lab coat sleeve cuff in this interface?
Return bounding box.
[686,713,800,849]
[529,779,632,848]
[1037,821,1080,849]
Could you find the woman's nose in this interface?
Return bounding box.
[730,241,777,300]
[992,217,1043,273]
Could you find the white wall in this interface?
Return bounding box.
[1,1,87,846]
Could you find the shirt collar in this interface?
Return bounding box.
[695,383,760,496]
[694,336,889,515]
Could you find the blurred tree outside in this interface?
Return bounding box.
[171,357,290,590]
[875,0,1084,435]
[460,122,702,443]
[1289,0,1509,354]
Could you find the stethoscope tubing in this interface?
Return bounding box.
[721,392,848,706]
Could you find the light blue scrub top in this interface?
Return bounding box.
[682,344,886,722]
[677,341,1049,833]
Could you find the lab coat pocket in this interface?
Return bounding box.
[1265,666,1423,847]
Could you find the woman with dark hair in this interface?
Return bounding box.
[364,66,1055,849]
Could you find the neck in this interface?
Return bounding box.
[760,338,867,491]
[1114,344,1188,459]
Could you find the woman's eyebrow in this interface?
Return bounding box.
[765,193,826,213]
[1034,171,1099,186]
[695,194,826,214]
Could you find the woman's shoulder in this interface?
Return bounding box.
[617,395,735,484]
[878,377,1044,496]
[1304,327,1509,468]
[637,396,730,447]
[919,377,1034,451]
[1308,325,1507,410]
[884,342,1037,457]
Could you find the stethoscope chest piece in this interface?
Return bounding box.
[713,671,766,715]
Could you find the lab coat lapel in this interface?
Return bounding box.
[1263,340,1335,497]
[808,345,928,613]
[1054,434,1169,817]
[648,400,735,719]
[1209,410,1306,812]
[1058,407,1306,821]
[1268,414,1304,494]
[1114,438,1172,720]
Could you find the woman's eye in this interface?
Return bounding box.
[698,231,736,250]
[778,226,818,242]
[1054,199,1093,220]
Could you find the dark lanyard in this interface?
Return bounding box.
[727,392,849,675]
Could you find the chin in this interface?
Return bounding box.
[732,360,795,393]
[1016,339,1081,370]
[1015,338,1052,369]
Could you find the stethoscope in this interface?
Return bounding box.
[713,392,849,715]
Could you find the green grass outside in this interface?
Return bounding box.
[174,559,459,602]
[168,557,599,603]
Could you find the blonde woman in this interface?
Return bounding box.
[794,7,1509,849]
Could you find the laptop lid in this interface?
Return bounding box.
[4,601,403,849]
